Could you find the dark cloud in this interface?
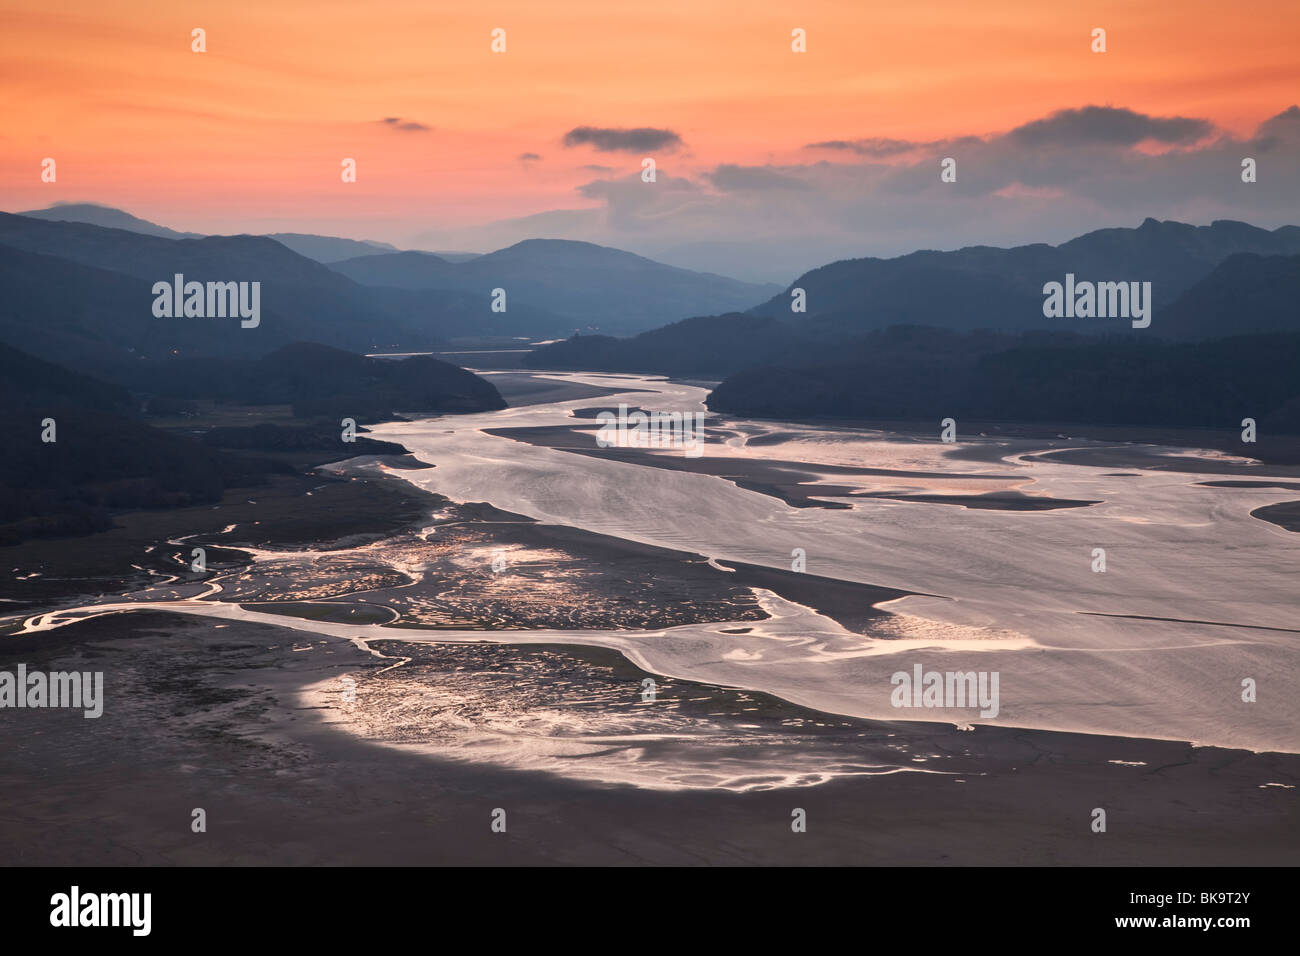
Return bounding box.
[805,137,928,157]
[1251,105,1300,150]
[562,126,683,153]
[410,105,1299,284]
[1260,104,1300,130]
[1008,106,1212,148]
[581,164,615,173]
[518,152,542,161]
[380,117,431,132]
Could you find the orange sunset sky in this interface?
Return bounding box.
[4,0,1299,279]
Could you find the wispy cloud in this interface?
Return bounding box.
[413,105,1300,282]
[805,137,933,158]
[379,116,431,132]
[1007,106,1213,148]
[562,126,682,153]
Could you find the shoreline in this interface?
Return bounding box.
[2,610,1295,865]
[707,412,1300,469]
[4,370,1299,866]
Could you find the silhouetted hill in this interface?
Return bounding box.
[17,202,401,263]
[522,333,626,370]
[0,341,132,411]
[17,202,203,239]
[0,214,443,362]
[0,214,615,360]
[122,341,507,419]
[524,315,1060,379]
[329,250,458,286]
[199,423,406,456]
[525,313,804,377]
[0,242,281,371]
[332,239,781,335]
[257,342,507,417]
[1161,253,1300,340]
[751,219,1300,336]
[0,406,280,545]
[0,343,286,545]
[707,330,1300,437]
[364,283,572,340]
[0,339,502,545]
[264,233,398,262]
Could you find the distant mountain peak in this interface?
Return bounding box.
[17,202,200,239]
[12,203,406,264]
[46,200,114,210]
[751,216,1300,336]
[330,235,780,334]
[494,237,628,257]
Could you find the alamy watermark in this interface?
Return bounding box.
[152,273,260,328]
[0,664,103,718]
[50,886,150,936]
[890,664,999,718]
[1042,273,1151,329]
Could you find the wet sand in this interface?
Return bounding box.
[2,611,1295,866]
[483,422,1027,510]
[1189,482,1300,534]
[1021,445,1300,478]
[848,491,1100,511]
[1250,500,1300,533]
[759,417,1300,468]
[370,373,1300,756]
[486,417,1300,527]
[485,372,654,408]
[7,372,1300,866]
[0,465,440,615]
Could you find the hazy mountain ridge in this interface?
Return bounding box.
[0,340,133,411]
[17,202,399,263]
[17,202,204,239]
[128,341,507,419]
[4,206,776,345]
[0,214,440,365]
[751,218,1300,335]
[1159,252,1300,340]
[0,338,505,544]
[0,340,282,544]
[524,313,805,377]
[263,233,398,262]
[706,330,1300,441]
[332,238,782,335]
[521,219,1300,443]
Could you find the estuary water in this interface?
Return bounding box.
[363,371,1300,755]
[17,370,1300,779]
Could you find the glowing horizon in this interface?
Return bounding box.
[4,0,1299,278]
